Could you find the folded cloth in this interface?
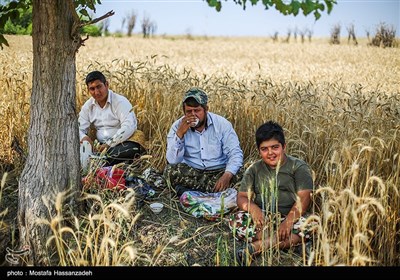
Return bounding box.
[179,188,237,221]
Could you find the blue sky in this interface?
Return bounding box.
[94,0,400,37]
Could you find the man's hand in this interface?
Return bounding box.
[176,116,196,139]
[250,207,265,231]
[237,191,265,231]
[278,218,294,242]
[80,136,93,146]
[277,189,311,242]
[213,171,233,192]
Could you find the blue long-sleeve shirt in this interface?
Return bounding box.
[166,112,243,175]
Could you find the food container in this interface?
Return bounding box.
[149,202,164,214]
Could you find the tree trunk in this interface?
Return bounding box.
[18,0,81,265]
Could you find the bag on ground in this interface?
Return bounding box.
[179,188,237,221]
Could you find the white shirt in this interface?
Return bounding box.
[78,90,137,147]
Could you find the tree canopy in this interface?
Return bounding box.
[0,0,103,49]
[206,0,336,19]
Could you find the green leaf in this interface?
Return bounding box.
[314,10,321,20]
[203,0,337,20]
[307,0,316,13]
[86,2,95,11]
[300,1,312,16]
[74,0,101,12]
[262,0,273,7]
[80,8,89,18]
[216,1,222,11]
[206,0,222,11]
[275,0,284,12]
[292,1,301,16]
[325,0,336,14]
[207,0,218,8]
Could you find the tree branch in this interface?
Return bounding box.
[80,10,115,28]
[71,10,114,53]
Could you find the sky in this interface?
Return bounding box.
[94,0,400,38]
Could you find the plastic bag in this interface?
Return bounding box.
[126,176,156,208]
[80,140,92,173]
[95,166,126,190]
[126,176,156,199]
[179,188,237,221]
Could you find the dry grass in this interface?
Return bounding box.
[0,35,399,266]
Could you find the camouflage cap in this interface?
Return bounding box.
[183,87,208,105]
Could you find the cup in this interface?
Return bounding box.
[149,202,164,214]
[190,118,199,127]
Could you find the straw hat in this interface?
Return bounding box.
[129,129,149,150]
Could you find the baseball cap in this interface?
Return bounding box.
[182,87,208,105]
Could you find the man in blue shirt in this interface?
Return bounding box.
[164,87,244,194]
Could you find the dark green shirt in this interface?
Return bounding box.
[239,155,314,216]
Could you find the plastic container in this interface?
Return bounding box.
[80,140,92,172]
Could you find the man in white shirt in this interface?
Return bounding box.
[164,87,243,194]
[79,71,143,166]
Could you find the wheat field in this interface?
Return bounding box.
[0,35,399,266]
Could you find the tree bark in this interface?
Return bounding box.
[18,0,81,265]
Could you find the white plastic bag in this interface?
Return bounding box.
[179,188,237,221]
[80,140,92,172]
